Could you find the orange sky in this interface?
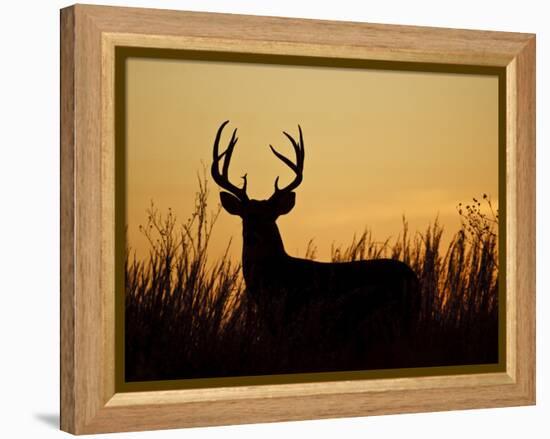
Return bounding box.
[125,57,498,263]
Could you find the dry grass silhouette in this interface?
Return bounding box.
[125,173,499,381]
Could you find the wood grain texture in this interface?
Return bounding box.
[513,37,536,399]
[100,23,117,408]
[60,4,536,434]
[60,6,75,433]
[505,58,518,381]
[82,4,530,66]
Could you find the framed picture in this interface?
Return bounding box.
[60,4,536,434]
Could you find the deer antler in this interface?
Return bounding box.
[211,121,249,201]
[269,125,305,194]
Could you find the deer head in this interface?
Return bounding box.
[211,121,305,249]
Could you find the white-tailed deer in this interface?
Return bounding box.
[211,120,420,340]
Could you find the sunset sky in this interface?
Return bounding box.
[125,56,498,263]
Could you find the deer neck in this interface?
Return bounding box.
[241,220,287,284]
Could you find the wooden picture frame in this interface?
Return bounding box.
[60,4,536,434]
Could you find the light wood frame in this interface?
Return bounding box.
[60,4,536,434]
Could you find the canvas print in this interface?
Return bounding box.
[120,52,501,384]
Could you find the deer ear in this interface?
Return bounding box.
[272,191,295,216]
[219,192,242,216]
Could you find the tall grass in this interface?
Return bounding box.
[125,176,499,381]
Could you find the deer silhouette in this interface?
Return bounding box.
[211,120,420,343]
